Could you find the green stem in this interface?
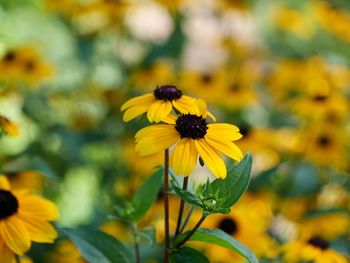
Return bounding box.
[175,215,206,248]
[174,176,189,237]
[132,225,141,263]
[164,149,170,263]
[179,206,194,234]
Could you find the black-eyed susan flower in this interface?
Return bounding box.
[282,237,347,263]
[134,103,242,178]
[121,85,199,123]
[0,116,19,137]
[0,176,59,263]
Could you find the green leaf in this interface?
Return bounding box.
[129,168,163,221]
[212,153,253,209]
[171,247,209,263]
[137,226,156,246]
[171,180,203,208]
[1,156,56,177]
[61,228,133,263]
[176,228,258,263]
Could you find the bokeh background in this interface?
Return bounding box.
[0,0,350,262]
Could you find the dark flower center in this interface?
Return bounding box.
[25,60,36,71]
[175,114,208,139]
[153,85,182,101]
[317,135,331,147]
[312,94,328,102]
[218,217,238,235]
[201,73,213,84]
[308,236,329,250]
[230,83,241,93]
[239,124,251,137]
[0,190,19,219]
[3,51,16,62]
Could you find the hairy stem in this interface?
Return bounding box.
[132,225,141,263]
[175,215,206,248]
[174,176,189,237]
[179,206,194,234]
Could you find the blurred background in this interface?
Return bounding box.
[0,0,349,262]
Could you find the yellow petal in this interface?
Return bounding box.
[17,195,59,221]
[205,137,243,161]
[162,114,177,124]
[147,101,172,123]
[135,125,180,156]
[170,139,198,176]
[195,139,227,179]
[0,175,11,190]
[206,123,242,141]
[123,104,149,122]
[15,215,57,243]
[135,124,177,142]
[0,217,31,255]
[121,94,155,111]
[172,96,199,115]
[0,238,15,263]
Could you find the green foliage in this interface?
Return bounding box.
[174,228,258,263]
[61,228,133,263]
[171,154,253,215]
[170,247,209,263]
[137,226,156,246]
[1,156,56,177]
[116,168,163,222]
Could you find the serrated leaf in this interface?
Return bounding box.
[171,247,209,263]
[129,168,163,221]
[1,156,56,177]
[175,228,258,263]
[61,228,132,263]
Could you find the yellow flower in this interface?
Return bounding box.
[0,116,19,137]
[201,194,278,262]
[282,238,347,263]
[121,85,199,123]
[0,176,59,263]
[134,105,243,178]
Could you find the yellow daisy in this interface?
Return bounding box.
[0,176,59,263]
[282,237,347,263]
[134,107,243,179]
[121,85,199,123]
[0,116,19,137]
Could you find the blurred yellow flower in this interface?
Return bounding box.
[0,176,59,263]
[121,85,199,122]
[0,116,19,137]
[282,238,347,263]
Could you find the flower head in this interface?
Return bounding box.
[0,176,59,263]
[121,85,199,123]
[134,104,242,178]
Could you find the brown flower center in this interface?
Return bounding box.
[0,190,19,219]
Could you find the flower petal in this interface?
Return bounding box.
[147,101,172,123]
[15,214,57,243]
[171,138,198,176]
[0,238,15,263]
[195,139,227,179]
[0,217,31,255]
[206,123,242,141]
[172,96,199,115]
[123,105,149,122]
[121,94,155,111]
[17,195,59,221]
[0,176,10,190]
[135,125,180,156]
[205,137,243,161]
